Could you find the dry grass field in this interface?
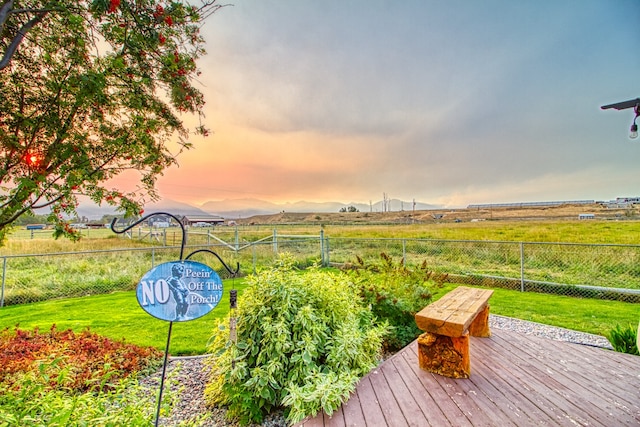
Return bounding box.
[237,203,632,225]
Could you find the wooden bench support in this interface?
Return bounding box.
[468,304,491,337]
[415,286,493,379]
[418,332,470,378]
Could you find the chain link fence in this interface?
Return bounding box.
[2,232,640,307]
[326,238,640,302]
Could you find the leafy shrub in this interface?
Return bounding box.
[205,254,386,425]
[0,358,162,426]
[609,323,639,355]
[0,325,163,393]
[0,326,170,426]
[345,253,435,351]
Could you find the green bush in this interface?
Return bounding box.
[609,323,639,355]
[0,357,175,426]
[345,253,435,351]
[205,254,386,425]
[0,326,188,426]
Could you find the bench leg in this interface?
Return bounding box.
[417,332,470,379]
[469,304,491,337]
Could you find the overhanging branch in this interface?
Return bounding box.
[0,0,13,36]
[0,4,49,70]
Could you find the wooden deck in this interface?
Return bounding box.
[295,329,640,426]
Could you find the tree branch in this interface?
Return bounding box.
[0,6,48,70]
[0,0,13,36]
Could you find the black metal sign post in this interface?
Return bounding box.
[111,212,239,427]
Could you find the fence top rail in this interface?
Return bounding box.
[275,234,321,239]
[330,236,640,249]
[0,242,231,259]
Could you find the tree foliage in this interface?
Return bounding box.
[0,0,222,242]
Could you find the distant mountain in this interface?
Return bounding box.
[200,198,284,218]
[75,198,210,220]
[75,197,440,220]
[200,198,440,218]
[74,202,117,220]
[143,199,211,217]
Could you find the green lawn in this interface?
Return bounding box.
[1,276,636,355]
[0,278,249,356]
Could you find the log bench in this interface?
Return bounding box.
[414,286,493,378]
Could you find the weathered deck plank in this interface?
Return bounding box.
[322,405,345,427]
[378,359,429,426]
[296,328,640,427]
[398,350,474,427]
[487,331,639,425]
[367,364,410,426]
[341,386,366,426]
[391,353,453,427]
[354,376,388,427]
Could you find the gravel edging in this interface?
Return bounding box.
[489,314,613,349]
[143,315,613,426]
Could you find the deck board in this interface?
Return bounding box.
[356,376,389,427]
[392,353,452,427]
[341,386,366,426]
[323,406,346,427]
[367,365,410,426]
[378,360,429,426]
[295,328,640,427]
[488,332,639,425]
[398,350,474,427]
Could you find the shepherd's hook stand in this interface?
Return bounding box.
[111,212,239,427]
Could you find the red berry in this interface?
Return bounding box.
[108,0,120,13]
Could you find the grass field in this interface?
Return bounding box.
[1,209,638,355]
[0,279,636,355]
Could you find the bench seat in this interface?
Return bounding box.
[414,286,493,378]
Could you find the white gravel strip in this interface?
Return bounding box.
[489,314,613,349]
[147,315,613,426]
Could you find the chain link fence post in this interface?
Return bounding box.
[252,242,257,274]
[1,257,6,308]
[325,236,330,266]
[520,242,525,292]
[273,229,278,255]
[320,229,325,266]
[402,239,406,267]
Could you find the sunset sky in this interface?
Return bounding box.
[146,0,640,208]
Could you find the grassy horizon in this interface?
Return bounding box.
[1,279,636,355]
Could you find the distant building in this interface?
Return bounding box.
[467,200,594,209]
[181,214,225,227]
[616,197,640,203]
[25,224,46,230]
